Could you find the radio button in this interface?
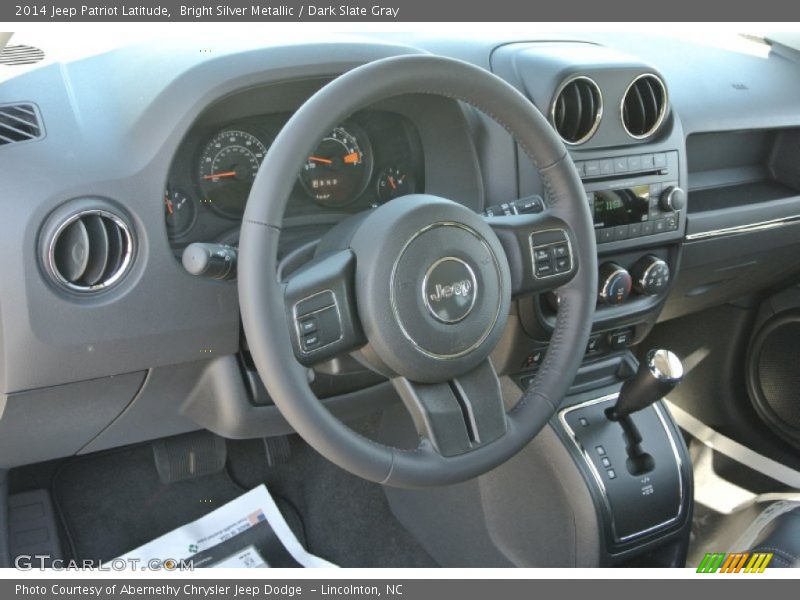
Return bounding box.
[665,214,679,231]
[649,183,662,196]
[614,225,630,241]
[641,220,655,236]
[654,219,667,233]
[628,223,642,237]
[598,228,614,243]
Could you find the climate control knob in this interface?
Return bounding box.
[598,263,632,306]
[660,186,686,211]
[632,255,670,296]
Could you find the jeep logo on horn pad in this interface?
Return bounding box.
[422,257,478,324]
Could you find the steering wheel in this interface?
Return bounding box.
[239,55,597,488]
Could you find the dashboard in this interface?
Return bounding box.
[165,108,425,252]
[2,33,800,470]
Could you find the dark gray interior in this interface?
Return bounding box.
[2,31,800,568]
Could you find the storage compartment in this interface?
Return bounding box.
[687,128,800,214]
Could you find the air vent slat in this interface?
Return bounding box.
[53,219,90,283]
[46,209,133,293]
[80,215,110,286]
[550,76,602,145]
[622,74,668,140]
[102,217,125,280]
[0,103,44,146]
[0,45,45,66]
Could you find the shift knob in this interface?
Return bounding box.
[608,349,683,420]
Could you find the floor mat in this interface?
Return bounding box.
[51,444,303,563]
[42,421,435,567]
[226,431,437,567]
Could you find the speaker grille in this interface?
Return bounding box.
[756,321,800,428]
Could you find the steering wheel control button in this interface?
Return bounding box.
[301,333,321,351]
[298,318,317,335]
[422,257,478,324]
[293,291,343,355]
[530,229,573,279]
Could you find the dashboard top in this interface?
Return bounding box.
[1,31,800,394]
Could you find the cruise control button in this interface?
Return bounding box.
[298,318,317,335]
[555,257,571,273]
[535,261,553,277]
[553,244,569,258]
[534,248,550,262]
[302,334,321,351]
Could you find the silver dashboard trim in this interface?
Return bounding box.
[558,393,685,543]
[685,213,800,241]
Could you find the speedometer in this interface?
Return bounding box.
[300,124,373,208]
[197,129,268,219]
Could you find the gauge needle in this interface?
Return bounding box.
[388,176,397,190]
[343,152,360,164]
[164,197,174,215]
[202,171,237,180]
[308,156,333,165]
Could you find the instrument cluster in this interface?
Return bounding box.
[164,110,424,248]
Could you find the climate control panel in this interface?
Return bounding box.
[597,255,671,306]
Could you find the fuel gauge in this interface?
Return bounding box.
[376,166,414,203]
[164,189,197,239]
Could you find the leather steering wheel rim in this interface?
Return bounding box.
[239,55,597,488]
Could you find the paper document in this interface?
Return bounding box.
[113,484,336,568]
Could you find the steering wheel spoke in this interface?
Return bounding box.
[283,249,366,366]
[488,210,579,296]
[392,359,507,457]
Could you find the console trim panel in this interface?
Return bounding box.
[558,393,685,543]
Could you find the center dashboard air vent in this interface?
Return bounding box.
[42,205,134,293]
[621,74,668,140]
[550,75,603,145]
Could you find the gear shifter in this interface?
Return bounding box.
[606,349,683,476]
[607,349,684,421]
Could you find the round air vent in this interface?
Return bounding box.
[550,75,603,145]
[45,209,133,293]
[621,74,668,140]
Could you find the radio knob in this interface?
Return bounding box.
[631,255,671,296]
[598,263,632,306]
[660,186,686,211]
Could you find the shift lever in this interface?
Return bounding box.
[607,349,684,421]
[606,349,683,476]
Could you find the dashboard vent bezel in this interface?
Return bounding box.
[0,103,44,146]
[550,75,603,146]
[44,208,135,294]
[0,44,45,66]
[621,73,669,140]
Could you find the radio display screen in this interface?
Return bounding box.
[591,185,650,228]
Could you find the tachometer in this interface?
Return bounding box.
[300,124,373,208]
[197,129,268,219]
